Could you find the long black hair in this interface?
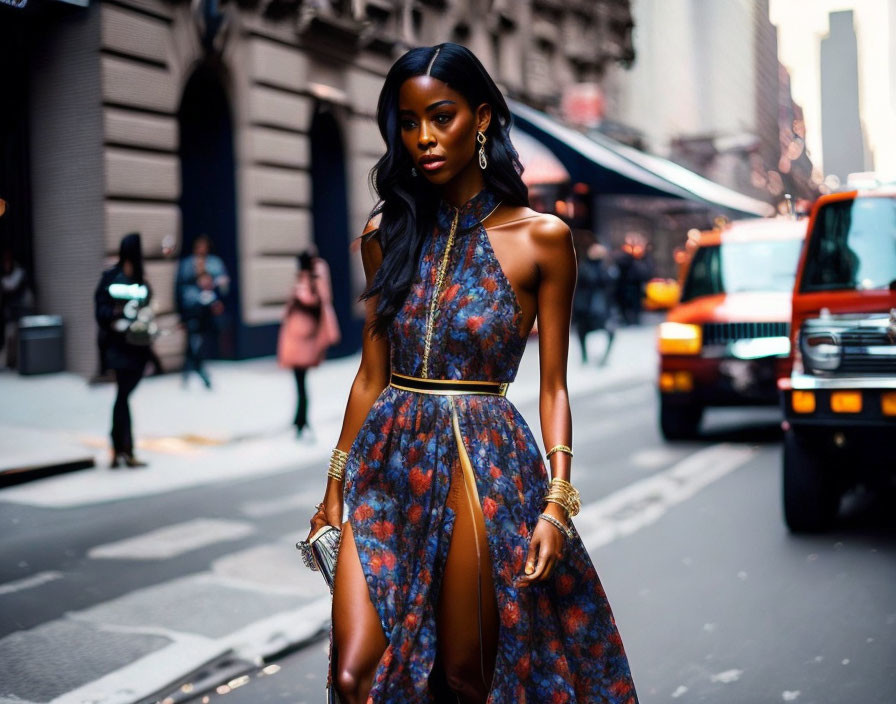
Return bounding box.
[118,232,145,283]
[362,42,528,338]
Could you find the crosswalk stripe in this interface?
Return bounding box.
[239,489,322,518]
[88,519,255,560]
[576,443,757,549]
[0,571,63,596]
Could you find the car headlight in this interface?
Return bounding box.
[799,329,842,372]
[658,322,702,355]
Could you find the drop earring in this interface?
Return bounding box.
[411,166,418,177]
[477,130,488,170]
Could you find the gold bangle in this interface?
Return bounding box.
[544,477,581,517]
[546,444,573,459]
[544,497,571,518]
[327,448,348,482]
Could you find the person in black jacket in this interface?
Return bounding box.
[573,240,618,365]
[94,233,156,468]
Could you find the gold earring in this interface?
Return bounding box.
[477,130,488,170]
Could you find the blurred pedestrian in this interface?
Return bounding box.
[180,262,224,389]
[0,249,33,370]
[573,240,618,365]
[94,233,157,468]
[615,233,651,326]
[176,234,230,365]
[277,250,340,438]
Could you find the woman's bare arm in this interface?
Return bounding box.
[310,220,390,532]
[517,214,577,587]
[533,215,577,487]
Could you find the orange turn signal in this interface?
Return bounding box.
[674,371,694,392]
[659,372,675,392]
[830,391,862,413]
[882,392,896,416]
[791,391,816,414]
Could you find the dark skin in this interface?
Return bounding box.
[306,75,577,703]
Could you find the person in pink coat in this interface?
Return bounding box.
[277,251,341,438]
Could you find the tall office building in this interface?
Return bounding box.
[820,10,871,182]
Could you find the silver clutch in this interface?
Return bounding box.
[297,525,342,592]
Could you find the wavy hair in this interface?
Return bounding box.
[361,42,528,338]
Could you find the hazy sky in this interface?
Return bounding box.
[770,0,895,179]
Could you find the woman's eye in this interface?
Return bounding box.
[400,119,417,130]
[434,113,453,125]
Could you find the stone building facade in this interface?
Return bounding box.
[1,0,634,374]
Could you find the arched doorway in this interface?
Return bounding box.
[309,104,358,357]
[178,63,240,358]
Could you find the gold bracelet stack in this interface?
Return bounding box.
[544,477,581,517]
[327,448,348,482]
[546,444,573,459]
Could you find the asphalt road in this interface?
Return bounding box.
[178,395,896,704]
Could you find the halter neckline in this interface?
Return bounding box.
[436,187,501,234]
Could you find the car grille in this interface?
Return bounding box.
[702,321,790,345]
[838,329,896,375]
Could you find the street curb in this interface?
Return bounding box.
[0,457,95,488]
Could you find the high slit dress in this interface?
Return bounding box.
[329,187,638,703]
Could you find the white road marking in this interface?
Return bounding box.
[239,489,321,518]
[710,668,744,684]
[576,443,757,549]
[0,571,62,596]
[630,446,682,469]
[88,519,255,560]
[782,691,801,701]
[671,685,688,698]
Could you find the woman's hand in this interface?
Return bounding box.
[515,505,568,588]
[305,485,343,541]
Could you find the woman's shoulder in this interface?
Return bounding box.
[489,206,571,243]
[362,213,382,236]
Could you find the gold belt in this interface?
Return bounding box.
[389,372,509,396]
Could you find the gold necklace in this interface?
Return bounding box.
[420,199,502,379]
[421,208,459,378]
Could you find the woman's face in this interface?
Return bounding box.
[398,76,491,186]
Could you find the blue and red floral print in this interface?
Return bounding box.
[334,187,638,703]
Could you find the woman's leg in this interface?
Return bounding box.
[332,520,388,704]
[293,367,308,430]
[111,369,141,453]
[576,323,589,364]
[435,440,500,703]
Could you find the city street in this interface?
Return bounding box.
[1,324,893,704]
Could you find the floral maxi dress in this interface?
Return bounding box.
[333,187,638,703]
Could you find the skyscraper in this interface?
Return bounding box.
[820,10,871,182]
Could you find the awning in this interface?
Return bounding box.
[509,128,570,186]
[508,98,775,218]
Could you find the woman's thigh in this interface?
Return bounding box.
[331,521,388,689]
[435,452,499,695]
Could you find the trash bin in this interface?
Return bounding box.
[17,315,65,375]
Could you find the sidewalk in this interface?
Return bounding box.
[0,324,658,507]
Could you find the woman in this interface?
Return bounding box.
[277,250,340,437]
[306,43,638,703]
[94,233,153,468]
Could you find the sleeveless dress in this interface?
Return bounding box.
[333,187,638,703]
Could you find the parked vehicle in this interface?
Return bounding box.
[644,278,680,310]
[657,218,806,440]
[779,186,896,532]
